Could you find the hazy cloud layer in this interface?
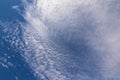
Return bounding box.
[21,0,120,80]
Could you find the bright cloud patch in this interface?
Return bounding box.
[21,0,120,80]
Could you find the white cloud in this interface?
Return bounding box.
[22,0,120,79]
[12,5,19,10]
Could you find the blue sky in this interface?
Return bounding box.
[0,0,37,80]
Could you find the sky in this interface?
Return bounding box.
[0,0,120,80]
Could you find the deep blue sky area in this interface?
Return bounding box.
[0,0,24,22]
[0,0,38,80]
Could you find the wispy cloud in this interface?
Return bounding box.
[22,0,120,80]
